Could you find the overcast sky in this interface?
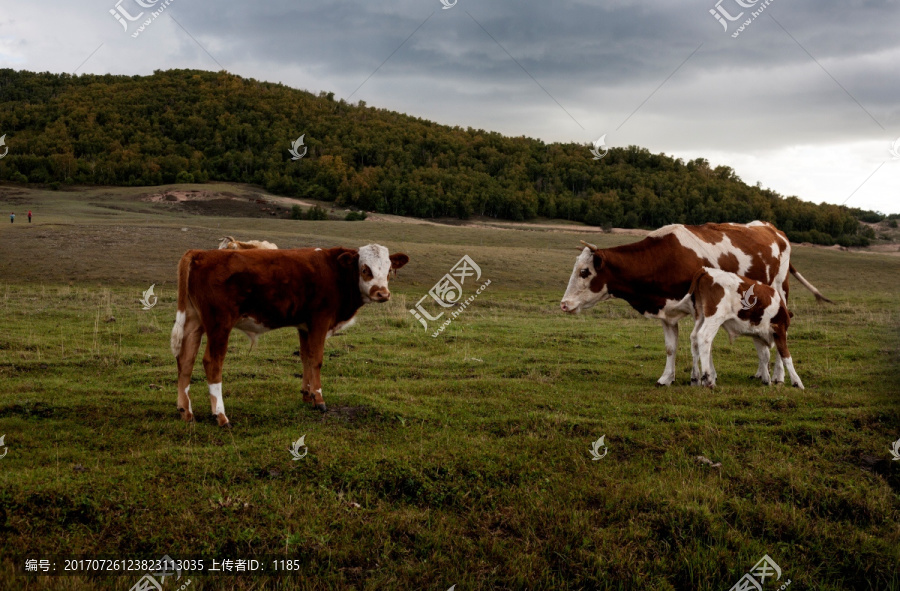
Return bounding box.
[2,0,898,213]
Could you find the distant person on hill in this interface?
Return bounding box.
[27,210,32,223]
[9,212,13,224]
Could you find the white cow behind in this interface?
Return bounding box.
[217,236,278,250]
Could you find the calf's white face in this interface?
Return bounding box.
[560,247,610,313]
[356,244,409,303]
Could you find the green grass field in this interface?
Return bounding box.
[0,185,898,590]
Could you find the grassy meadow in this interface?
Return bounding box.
[0,185,898,590]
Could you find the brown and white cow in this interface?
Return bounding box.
[217,236,278,250]
[560,221,829,386]
[678,267,803,389]
[170,244,409,426]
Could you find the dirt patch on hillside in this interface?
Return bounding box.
[141,189,289,219]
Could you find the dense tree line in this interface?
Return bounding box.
[0,69,879,245]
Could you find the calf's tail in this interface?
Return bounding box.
[170,251,194,357]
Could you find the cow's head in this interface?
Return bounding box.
[340,244,409,303]
[560,242,612,313]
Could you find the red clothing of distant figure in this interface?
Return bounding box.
[27,210,32,223]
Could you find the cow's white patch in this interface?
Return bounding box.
[185,385,192,414]
[327,314,357,337]
[358,244,393,302]
[654,225,754,274]
[315,248,322,251]
[170,310,186,356]
[209,383,225,415]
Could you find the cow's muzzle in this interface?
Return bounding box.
[371,289,391,302]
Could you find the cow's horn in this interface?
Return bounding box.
[580,240,599,251]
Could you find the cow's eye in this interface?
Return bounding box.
[579,268,591,279]
[360,265,373,281]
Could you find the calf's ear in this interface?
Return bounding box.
[389,253,410,270]
[338,251,359,268]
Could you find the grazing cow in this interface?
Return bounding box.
[170,244,409,426]
[678,267,803,389]
[217,236,278,250]
[559,221,829,386]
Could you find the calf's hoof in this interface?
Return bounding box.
[315,403,327,413]
[302,391,315,404]
[178,408,195,422]
[214,413,231,428]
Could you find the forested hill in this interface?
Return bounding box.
[0,68,877,245]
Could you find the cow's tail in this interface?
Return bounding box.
[170,251,195,357]
[789,264,833,304]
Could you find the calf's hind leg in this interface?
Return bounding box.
[202,328,232,427]
[773,329,804,390]
[175,318,204,422]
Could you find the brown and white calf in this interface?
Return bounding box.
[170,244,409,426]
[560,221,828,385]
[217,236,278,250]
[679,267,803,389]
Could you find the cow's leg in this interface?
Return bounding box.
[657,320,679,386]
[690,317,703,386]
[752,338,771,385]
[696,320,721,388]
[298,330,315,405]
[774,330,803,389]
[175,313,204,422]
[305,327,328,412]
[202,328,232,427]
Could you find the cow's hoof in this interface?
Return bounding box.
[761,379,770,386]
[315,403,327,413]
[178,408,195,422]
[655,380,672,388]
[302,392,315,404]
[772,380,784,386]
[690,377,700,386]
